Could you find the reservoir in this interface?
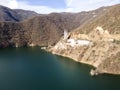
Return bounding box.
[0,47,120,90]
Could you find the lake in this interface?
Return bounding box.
[0,47,120,90]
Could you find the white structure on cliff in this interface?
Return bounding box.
[67,39,90,47]
[15,43,18,48]
[64,29,68,40]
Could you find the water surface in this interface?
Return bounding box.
[0,47,120,90]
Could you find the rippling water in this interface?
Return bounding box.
[0,47,120,90]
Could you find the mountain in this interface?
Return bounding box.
[0,4,120,75]
[0,13,79,47]
[0,5,111,48]
[50,4,120,75]
[0,5,38,22]
[72,4,120,34]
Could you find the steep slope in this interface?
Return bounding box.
[0,22,26,47]
[72,4,120,34]
[0,13,80,47]
[50,4,120,75]
[0,5,38,22]
[21,13,79,46]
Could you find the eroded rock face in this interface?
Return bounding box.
[50,27,120,75]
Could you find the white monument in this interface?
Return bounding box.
[64,29,68,40]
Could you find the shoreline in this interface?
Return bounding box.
[51,51,120,76]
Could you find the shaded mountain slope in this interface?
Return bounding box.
[0,5,38,22]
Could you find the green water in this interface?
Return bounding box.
[0,47,120,90]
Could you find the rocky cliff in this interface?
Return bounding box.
[50,26,120,75]
[50,4,120,75]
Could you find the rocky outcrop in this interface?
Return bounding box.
[50,5,120,75]
[50,26,120,75]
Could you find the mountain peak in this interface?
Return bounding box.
[0,5,39,22]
